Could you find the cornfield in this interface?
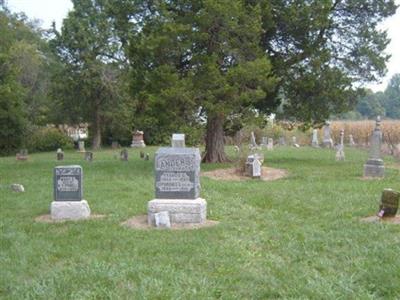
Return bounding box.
[330,120,400,147]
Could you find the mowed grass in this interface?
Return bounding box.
[0,146,399,299]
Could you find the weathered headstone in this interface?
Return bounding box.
[111,141,119,149]
[84,151,93,162]
[363,116,385,178]
[261,137,268,147]
[377,189,399,218]
[131,130,146,148]
[78,141,85,152]
[140,151,145,159]
[51,165,90,220]
[16,149,28,161]
[245,154,262,178]
[349,134,356,147]
[335,129,345,161]
[120,148,128,161]
[250,131,258,149]
[292,136,300,148]
[148,147,206,226]
[267,138,274,151]
[279,136,286,146]
[171,133,185,148]
[11,184,24,192]
[145,153,150,161]
[322,121,334,148]
[311,129,319,148]
[57,148,64,161]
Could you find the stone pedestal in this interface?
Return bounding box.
[51,200,91,220]
[148,198,207,225]
[364,159,385,177]
[131,130,146,148]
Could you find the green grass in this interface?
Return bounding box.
[1,146,399,299]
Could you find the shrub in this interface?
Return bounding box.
[27,127,74,152]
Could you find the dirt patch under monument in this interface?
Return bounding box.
[35,214,106,223]
[361,215,400,224]
[121,215,219,230]
[201,166,288,181]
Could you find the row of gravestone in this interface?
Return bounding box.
[248,116,385,178]
[51,134,205,228]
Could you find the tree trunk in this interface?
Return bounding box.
[92,105,102,150]
[202,113,230,163]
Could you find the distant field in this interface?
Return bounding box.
[331,120,400,146]
[1,146,399,299]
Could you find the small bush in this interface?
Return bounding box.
[27,127,74,152]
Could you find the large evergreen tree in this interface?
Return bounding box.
[128,0,277,162]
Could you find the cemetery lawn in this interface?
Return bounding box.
[1,147,399,299]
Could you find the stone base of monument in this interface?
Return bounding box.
[147,198,206,226]
[51,200,91,220]
[363,159,385,177]
[131,141,146,148]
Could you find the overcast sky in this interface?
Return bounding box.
[6,0,400,92]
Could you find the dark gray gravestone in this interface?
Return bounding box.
[84,151,93,162]
[57,148,64,161]
[155,147,200,199]
[120,149,128,161]
[54,166,83,201]
[378,189,399,217]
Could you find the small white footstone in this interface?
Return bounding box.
[51,200,91,220]
[155,211,171,228]
[148,198,207,226]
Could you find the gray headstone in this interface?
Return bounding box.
[140,151,145,159]
[57,148,64,161]
[267,138,274,150]
[155,147,201,199]
[250,132,258,148]
[279,137,286,146]
[335,129,345,161]
[54,165,83,201]
[349,134,356,147]
[245,154,262,178]
[322,122,333,148]
[172,134,185,148]
[111,141,119,149]
[145,153,150,161]
[78,141,85,152]
[261,137,268,147]
[312,129,319,147]
[364,116,385,177]
[84,152,93,162]
[11,184,24,192]
[120,149,128,161]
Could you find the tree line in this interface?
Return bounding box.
[1,0,398,161]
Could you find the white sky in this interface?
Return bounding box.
[5,0,400,92]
